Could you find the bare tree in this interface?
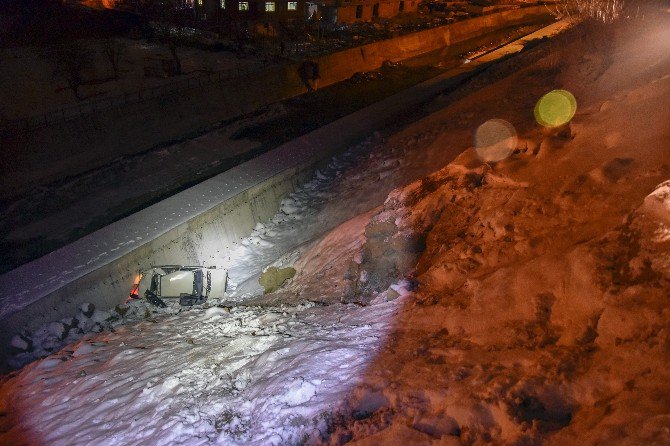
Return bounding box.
[101,38,127,79]
[548,0,625,23]
[161,27,184,76]
[51,42,94,100]
[144,0,192,76]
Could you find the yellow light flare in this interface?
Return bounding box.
[534,90,577,128]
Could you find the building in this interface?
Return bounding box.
[194,0,307,23]
[313,0,418,24]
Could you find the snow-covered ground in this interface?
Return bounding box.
[1,299,406,445]
[2,4,670,445]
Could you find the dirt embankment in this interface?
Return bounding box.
[272,11,670,444]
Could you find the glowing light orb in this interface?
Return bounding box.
[474,119,518,162]
[534,90,577,128]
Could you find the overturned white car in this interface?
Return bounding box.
[129,265,227,307]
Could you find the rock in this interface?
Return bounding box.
[47,322,68,341]
[77,317,94,332]
[79,303,95,318]
[9,333,33,354]
[386,288,401,301]
[41,336,61,353]
[259,266,297,294]
[114,304,129,317]
[61,317,79,328]
[358,217,422,296]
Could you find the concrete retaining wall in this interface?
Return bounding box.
[319,5,550,77]
[0,163,316,350]
[336,0,419,23]
[1,5,551,199]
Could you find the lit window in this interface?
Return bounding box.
[287,1,297,9]
[220,0,225,7]
[265,1,275,11]
[197,0,202,5]
[239,1,249,10]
